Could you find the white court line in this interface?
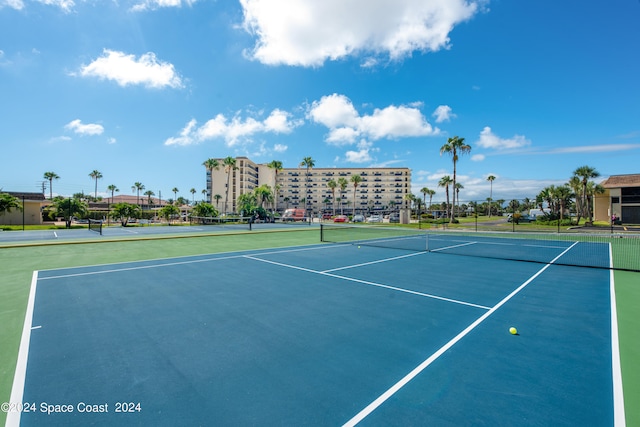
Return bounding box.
[243,255,490,310]
[341,241,579,426]
[6,272,39,427]
[609,243,626,427]
[322,251,424,273]
[429,241,477,252]
[38,244,338,280]
[53,231,58,238]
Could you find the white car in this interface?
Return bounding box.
[367,215,383,223]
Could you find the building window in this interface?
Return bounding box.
[611,197,620,204]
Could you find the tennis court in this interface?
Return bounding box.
[6,227,627,426]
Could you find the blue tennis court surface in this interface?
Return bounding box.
[9,240,622,426]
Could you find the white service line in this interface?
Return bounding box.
[341,241,580,426]
[243,255,490,310]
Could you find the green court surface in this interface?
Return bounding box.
[0,228,638,426]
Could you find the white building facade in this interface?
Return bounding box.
[206,157,412,215]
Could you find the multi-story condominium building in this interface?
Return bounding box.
[206,156,412,215]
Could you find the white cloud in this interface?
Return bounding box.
[308,93,437,145]
[131,0,197,12]
[0,0,24,10]
[476,126,531,150]
[165,109,300,147]
[240,0,480,67]
[273,143,288,153]
[548,144,640,154]
[64,119,104,136]
[77,49,183,89]
[432,105,456,123]
[107,137,117,144]
[35,0,74,12]
[471,154,485,161]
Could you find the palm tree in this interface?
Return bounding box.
[455,183,464,217]
[222,156,237,214]
[213,194,222,210]
[440,136,471,222]
[132,182,145,206]
[420,187,430,215]
[43,171,60,200]
[0,192,22,216]
[201,189,207,202]
[267,160,283,212]
[326,179,337,216]
[337,177,348,215]
[190,188,196,205]
[486,175,496,217]
[254,184,273,209]
[438,175,452,218]
[300,157,315,217]
[89,170,103,199]
[573,165,600,223]
[427,189,436,210]
[202,158,220,203]
[144,190,155,205]
[350,174,362,214]
[107,184,119,204]
[172,187,179,202]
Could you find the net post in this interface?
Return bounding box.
[320,224,324,242]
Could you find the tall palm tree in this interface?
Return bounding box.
[201,189,207,202]
[222,156,237,214]
[427,189,436,210]
[43,171,60,199]
[107,184,119,204]
[132,182,145,206]
[213,194,222,210]
[337,177,348,215]
[455,183,464,217]
[486,175,496,217]
[267,160,283,212]
[326,179,337,216]
[89,170,103,199]
[573,165,600,223]
[440,136,471,222]
[144,190,155,205]
[202,158,220,203]
[299,157,315,217]
[420,187,430,215]
[190,188,196,205]
[350,174,362,214]
[438,175,452,218]
[172,187,179,202]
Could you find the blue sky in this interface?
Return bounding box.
[1,0,639,203]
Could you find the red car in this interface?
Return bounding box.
[333,215,348,223]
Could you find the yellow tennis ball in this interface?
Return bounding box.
[509,327,518,335]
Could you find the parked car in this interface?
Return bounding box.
[389,213,400,223]
[333,215,348,223]
[281,208,306,221]
[352,214,365,223]
[367,215,383,223]
[322,213,333,220]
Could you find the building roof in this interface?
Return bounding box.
[4,191,46,201]
[600,174,640,188]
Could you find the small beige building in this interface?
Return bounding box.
[0,192,45,226]
[594,174,640,224]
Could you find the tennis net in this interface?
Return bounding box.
[189,216,252,230]
[88,219,103,235]
[320,224,640,272]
